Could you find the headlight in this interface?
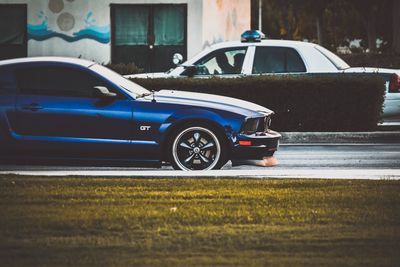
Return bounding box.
[241,116,272,135]
[264,116,272,131]
[241,118,260,134]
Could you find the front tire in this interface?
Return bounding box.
[170,126,225,171]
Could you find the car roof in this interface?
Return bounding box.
[0,57,95,68]
[209,39,317,50]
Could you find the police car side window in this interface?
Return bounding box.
[253,47,306,74]
[286,48,307,72]
[189,48,247,75]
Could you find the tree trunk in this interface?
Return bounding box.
[362,6,377,53]
[281,1,291,39]
[316,16,324,46]
[366,19,377,52]
[392,0,400,54]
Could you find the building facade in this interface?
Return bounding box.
[0,0,250,72]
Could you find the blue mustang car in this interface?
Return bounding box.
[0,57,280,170]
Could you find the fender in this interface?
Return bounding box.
[157,107,244,155]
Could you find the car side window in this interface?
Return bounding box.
[190,47,247,75]
[286,48,307,72]
[0,68,14,94]
[16,67,107,98]
[253,47,306,74]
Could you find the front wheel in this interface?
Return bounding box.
[170,126,225,171]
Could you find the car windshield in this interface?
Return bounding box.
[314,45,350,70]
[90,64,150,97]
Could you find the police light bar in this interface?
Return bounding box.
[241,30,265,42]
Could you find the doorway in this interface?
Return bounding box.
[0,4,27,60]
[111,4,187,72]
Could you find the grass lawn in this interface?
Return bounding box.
[0,176,399,267]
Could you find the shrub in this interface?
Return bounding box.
[132,75,385,132]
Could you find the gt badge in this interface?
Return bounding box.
[140,125,151,131]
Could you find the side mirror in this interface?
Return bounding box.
[172,53,183,66]
[94,86,117,98]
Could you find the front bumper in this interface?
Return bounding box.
[231,130,281,160]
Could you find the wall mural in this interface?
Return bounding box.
[28,0,110,44]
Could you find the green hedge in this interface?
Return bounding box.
[105,63,143,75]
[132,75,385,132]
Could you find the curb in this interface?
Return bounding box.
[281,131,400,144]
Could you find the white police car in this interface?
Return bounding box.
[128,30,400,124]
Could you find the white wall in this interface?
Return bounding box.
[27,0,111,62]
[2,0,250,64]
[201,0,250,50]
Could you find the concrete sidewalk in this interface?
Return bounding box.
[281,131,400,144]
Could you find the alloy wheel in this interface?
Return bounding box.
[172,127,221,171]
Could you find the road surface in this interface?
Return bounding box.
[1,144,399,179]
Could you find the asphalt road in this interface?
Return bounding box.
[0,144,399,179]
[256,143,400,169]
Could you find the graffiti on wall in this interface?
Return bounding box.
[28,0,110,44]
[202,0,248,49]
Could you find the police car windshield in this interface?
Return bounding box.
[90,64,150,97]
[314,45,350,70]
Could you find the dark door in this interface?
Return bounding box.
[10,65,135,158]
[0,4,27,60]
[111,4,187,72]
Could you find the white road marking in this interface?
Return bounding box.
[1,169,399,180]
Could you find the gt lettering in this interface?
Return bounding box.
[140,126,151,131]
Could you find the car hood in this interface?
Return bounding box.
[142,90,273,117]
[125,72,170,79]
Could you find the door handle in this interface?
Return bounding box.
[22,103,43,111]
